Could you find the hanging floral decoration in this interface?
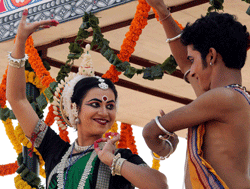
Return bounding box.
[118,123,128,149]
[25,36,55,88]
[103,121,118,138]
[152,153,160,170]
[103,0,151,82]
[0,161,18,176]
[44,104,56,126]
[66,12,177,82]
[0,68,7,108]
[126,124,138,154]
[117,123,138,154]
[2,117,22,154]
[14,174,36,189]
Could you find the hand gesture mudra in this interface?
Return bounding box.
[17,9,59,41]
[94,132,120,167]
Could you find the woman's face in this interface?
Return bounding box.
[77,87,117,137]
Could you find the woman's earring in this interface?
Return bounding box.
[210,62,214,66]
[75,118,80,125]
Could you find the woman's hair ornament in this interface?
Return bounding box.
[51,44,109,130]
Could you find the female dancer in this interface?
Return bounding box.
[6,9,168,189]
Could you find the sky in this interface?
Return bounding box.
[0,105,187,189]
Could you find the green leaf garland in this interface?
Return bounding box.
[65,12,178,81]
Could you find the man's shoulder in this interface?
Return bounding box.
[192,86,248,118]
[197,87,245,106]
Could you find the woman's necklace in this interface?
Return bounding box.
[74,139,92,152]
[57,141,96,189]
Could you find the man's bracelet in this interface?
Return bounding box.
[166,33,182,43]
[151,138,174,160]
[155,116,175,137]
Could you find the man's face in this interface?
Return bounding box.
[187,45,212,91]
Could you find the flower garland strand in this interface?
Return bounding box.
[44,104,56,126]
[126,124,138,155]
[0,161,18,176]
[14,174,36,189]
[25,36,55,88]
[2,117,22,154]
[118,123,128,149]
[152,155,160,170]
[102,0,151,82]
[0,117,21,176]
[0,68,7,108]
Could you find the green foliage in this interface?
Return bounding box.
[207,0,224,13]
[16,153,43,189]
[66,12,179,80]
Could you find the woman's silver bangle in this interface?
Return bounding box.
[7,52,28,68]
[183,69,191,83]
[166,33,182,43]
[111,153,121,176]
[151,138,174,160]
[155,116,175,137]
[114,158,126,176]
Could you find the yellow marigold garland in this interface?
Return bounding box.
[103,121,118,138]
[103,121,119,147]
[14,174,36,189]
[152,154,160,170]
[25,71,46,93]
[2,116,22,154]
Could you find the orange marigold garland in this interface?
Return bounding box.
[25,36,55,88]
[103,0,151,82]
[0,161,18,176]
[59,127,70,143]
[44,104,56,127]
[126,124,138,155]
[118,123,128,149]
[0,68,8,108]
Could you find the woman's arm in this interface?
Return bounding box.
[94,133,168,189]
[120,161,168,189]
[6,9,59,138]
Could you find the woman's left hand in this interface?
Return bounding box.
[94,132,120,167]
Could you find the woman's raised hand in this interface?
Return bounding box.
[94,132,120,167]
[17,9,59,42]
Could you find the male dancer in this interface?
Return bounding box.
[143,1,250,188]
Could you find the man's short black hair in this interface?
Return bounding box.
[181,12,250,69]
